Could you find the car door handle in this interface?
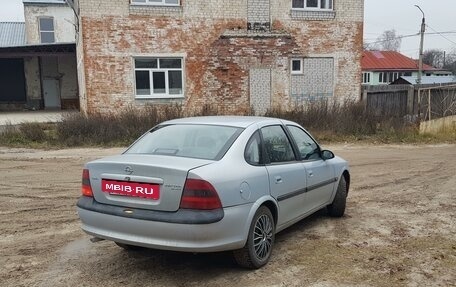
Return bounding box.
[308,170,314,177]
[275,176,283,184]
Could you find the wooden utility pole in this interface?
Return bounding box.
[443,51,446,67]
[415,5,425,85]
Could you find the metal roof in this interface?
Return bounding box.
[362,51,437,71]
[396,76,456,85]
[0,22,26,48]
[0,42,76,56]
[23,0,67,4]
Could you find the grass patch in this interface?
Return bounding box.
[0,102,455,148]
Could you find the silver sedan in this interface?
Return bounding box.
[77,116,350,269]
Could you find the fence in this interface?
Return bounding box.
[417,85,456,121]
[362,84,456,121]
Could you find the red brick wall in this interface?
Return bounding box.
[80,4,363,114]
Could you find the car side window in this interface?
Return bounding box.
[245,131,262,165]
[287,125,321,160]
[260,126,296,163]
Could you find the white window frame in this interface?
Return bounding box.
[291,58,303,74]
[292,0,334,11]
[130,0,180,6]
[38,17,55,44]
[362,72,371,84]
[378,72,387,84]
[134,57,184,99]
[379,72,401,84]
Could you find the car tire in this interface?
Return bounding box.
[115,242,141,251]
[327,176,347,217]
[233,206,275,269]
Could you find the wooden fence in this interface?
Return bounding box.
[361,84,456,119]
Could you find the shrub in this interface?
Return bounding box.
[265,99,411,140]
[1,100,453,148]
[19,122,48,142]
[56,105,184,146]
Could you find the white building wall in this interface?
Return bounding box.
[58,55,78,99]
[24,57,42,108]
[24,4,76,44]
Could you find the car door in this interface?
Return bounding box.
[286,125,336,213]
[260,125,307,227]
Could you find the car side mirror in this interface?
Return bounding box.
[321,150,335,160]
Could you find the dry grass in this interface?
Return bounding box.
[0,102,455,148]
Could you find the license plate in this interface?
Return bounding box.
[101,179,160,200]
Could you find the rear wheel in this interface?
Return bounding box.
[327,176,347,217]
[233,206,275,269]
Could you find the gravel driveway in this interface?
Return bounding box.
[1,144,455,287]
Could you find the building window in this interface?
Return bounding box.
[39,17,55,44]
[291,59,303,74]
[362,72,371,84]
[134,58,184,98]
[292,0,333,10]
[131,0,180,6]
[379,72,401,84]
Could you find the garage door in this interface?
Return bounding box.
[0,58,26,102]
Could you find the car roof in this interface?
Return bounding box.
[162,116,290,128]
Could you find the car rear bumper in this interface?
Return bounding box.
[77,196,224,224]
[77,198,252,252]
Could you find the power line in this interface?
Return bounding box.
[426,31,456,35]
[364,31,456,41]
[364,33,419,47]
[426,25,456,45]
[364,31,456,47]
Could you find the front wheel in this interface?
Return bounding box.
[233,206,275,269]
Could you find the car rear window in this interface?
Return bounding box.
[125,124,243,160]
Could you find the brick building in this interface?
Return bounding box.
[0,0,78,111]
[75,0,364,115]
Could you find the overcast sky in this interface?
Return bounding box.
[365,0,456,58]
[1,0,455,58]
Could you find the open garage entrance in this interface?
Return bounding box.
[0,58,27,108]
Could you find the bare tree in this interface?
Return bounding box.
[365,29,402,51]
[443,50,456,74]
[423,49,445,68]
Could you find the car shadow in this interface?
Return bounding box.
[275,209,329,241]
[111,209,332,270]
[67,209,346,286]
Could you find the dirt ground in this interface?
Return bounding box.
[0,144,455,287]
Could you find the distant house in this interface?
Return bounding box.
[361,51,452,86]
[0,0,78,111]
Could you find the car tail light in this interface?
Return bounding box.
[180,178,222,210]
[81,169,93,197]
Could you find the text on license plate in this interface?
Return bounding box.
[101,179,160,200]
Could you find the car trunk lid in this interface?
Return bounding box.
[86,154,213,211]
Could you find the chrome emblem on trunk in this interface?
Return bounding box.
[125,166,133,174]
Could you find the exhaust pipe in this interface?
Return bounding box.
[90,237,105,243]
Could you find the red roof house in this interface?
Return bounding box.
[362,51,436,71]
[361,51,443,85]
